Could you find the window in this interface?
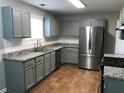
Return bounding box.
[30,14,43,39]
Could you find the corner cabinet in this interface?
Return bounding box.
[2,6,31,39]
[61,47,79,64]
[43,17,60,37]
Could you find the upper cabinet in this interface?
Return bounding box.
[2,6,31,39]
[120,7,124,24]
[43,17,60,37]
[61,19,105,36]
[81,19,105,27]
[61,21,80,36]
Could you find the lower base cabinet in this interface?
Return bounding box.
[44,58,51,76]
[36,61,44,82]
[5,59,36,93]
[51,58,55,71]
[4,47,79,93]
[44,52,56,76]
[103,77,124,93]
[61,48,79,64]
[25,64,36,90]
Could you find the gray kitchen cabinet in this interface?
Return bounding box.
[103,77,124,93]
[61,48,79,64]
[13,9,22,38]
[21,12,31,38]
[62,21,80,36]
[4,59,36,93]
[36,56,44,82]
[120,7,124,24]
[51,18,60,36]
[50,52,56,72]
[44,17,59,37]
[61,48,65,64]
[81,19,105,27]
[51,58,55,71]
[123,7,124,20]
[25,64,35,90]
[44,17,51,37]
[2,6,31,38]
[44,53,51,76]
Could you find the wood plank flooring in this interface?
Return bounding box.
[29,65,101,93]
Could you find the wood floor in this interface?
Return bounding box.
[29,65,101,93]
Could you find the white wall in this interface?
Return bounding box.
[115,20,124,54]
[115,31,124,54]
[0,0,59,91]
[59,12,119,53]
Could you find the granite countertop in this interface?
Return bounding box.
[4,52,44,62]
[4,46,64,62]
[104,66,124,80]
[3,42,79,62]
[51,46,64,50]
[104,54,124,59]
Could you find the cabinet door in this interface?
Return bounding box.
[104,78,124,93]
[51,18,59,36]
[44,17,51,37]
[13,9,22,38]
[122,7,124,22]
[21,12,31,38]
[25,65,35,90]
[36,61,44,82]
[44,58,50,76]
[61,48,78,64]
[69,48,79,64]
[61,48,65,63]
[51,58,55,72]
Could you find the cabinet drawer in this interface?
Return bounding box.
[25,59,35,67]
[44,54,50,59]
[36,56,43,63]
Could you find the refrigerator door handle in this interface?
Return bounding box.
[89,27,91,53]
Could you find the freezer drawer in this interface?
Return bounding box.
[79,54,101,70]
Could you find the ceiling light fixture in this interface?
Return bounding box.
[68,0,86,8]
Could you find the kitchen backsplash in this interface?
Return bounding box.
[3,36,79,53]
[3,42,79,59]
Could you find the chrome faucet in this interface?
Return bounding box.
[35,39,42,52]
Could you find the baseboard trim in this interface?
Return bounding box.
[0,88,7,93]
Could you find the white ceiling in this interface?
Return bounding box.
[21,0,124,14]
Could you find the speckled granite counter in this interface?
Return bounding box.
[4,52,44,62]
[104,66,124,80]
[104,54,124,59]
[103,54,124,80]
[3,42,78,62]
[3,46,64,62]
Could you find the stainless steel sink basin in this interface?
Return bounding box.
[34,47,54,53]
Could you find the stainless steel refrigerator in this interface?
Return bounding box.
[79,20,105,70]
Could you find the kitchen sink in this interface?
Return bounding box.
[34,47,54,53]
